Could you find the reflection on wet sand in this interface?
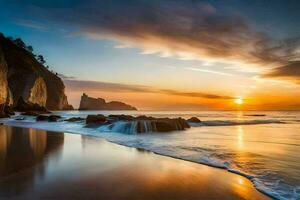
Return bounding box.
[0,126,269,200]
[0,126,64,197]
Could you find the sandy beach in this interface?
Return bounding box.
[0,125,269,200]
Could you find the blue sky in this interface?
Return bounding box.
[1,0,299,110]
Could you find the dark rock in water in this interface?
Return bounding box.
[245,114,266,117]
[108,114,135,121]
[48,115,61,122]
[177,117,191,128]
[36,115,61,122]
[152,121,175,132]
[64,117,84,122]
[151,118,190,132]
[86,114,107,124]
[187,117,201,123]
[135,115,155,120]
[84,114,191,134]
[133,117,190,133]
[79,93,137,110]
[36,115,49,121]
[14,97,49,113]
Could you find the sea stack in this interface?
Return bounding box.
[0,33,73,114]
[79,93,137,110]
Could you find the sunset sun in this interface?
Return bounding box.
[234,98,244,105]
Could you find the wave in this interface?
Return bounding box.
[190,119,284,127]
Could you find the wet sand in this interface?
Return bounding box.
[0,125,270,200]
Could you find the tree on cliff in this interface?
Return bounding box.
[13,38,26,49]
[37,55,46,65]
[27,45,33,53]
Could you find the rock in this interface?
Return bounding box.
[62,104,74,110]
[150,118,190,132]
[36,114,61,122]
[177,117,191,128]
[86,114,107,124]
[152,121,174,132]
[108,114,135,121]
[0,41,9,118]
[0,104,9,118]
[36,115,49,121]
[135,115,154,120]
[0,34,73,110]
[187,117,201,123]
[0,105,13,119]
[4,105,14,115]
[48,115,61,122]
[64,117,84,122]
[14,97,49,113]
[79,93,137,110]
[27,77,47,106]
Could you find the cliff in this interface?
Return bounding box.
[0,40,9,117]
[79,93,137,110]
[0,34,73,111]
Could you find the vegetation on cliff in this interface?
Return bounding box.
[0,32,73,117]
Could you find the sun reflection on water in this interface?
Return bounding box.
[237,126,244,150]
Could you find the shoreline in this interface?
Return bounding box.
[0,123,272,199]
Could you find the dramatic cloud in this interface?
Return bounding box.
[24,1,298,64]
[63,78,233,100]
[263,61,300,82]
[16,0,300,81]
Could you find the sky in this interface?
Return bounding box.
[0,0,300,110]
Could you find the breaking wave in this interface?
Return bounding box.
[190,119,284,127]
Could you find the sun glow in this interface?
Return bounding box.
[234,98,244,105]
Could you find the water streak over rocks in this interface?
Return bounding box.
[86,114,190,134]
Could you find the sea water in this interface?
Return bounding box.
[2,110,300,200]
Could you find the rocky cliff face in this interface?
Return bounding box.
[0,43,8,117]
[79,93,137,110]
[0,34,73,111]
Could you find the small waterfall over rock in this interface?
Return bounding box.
[96,118,189,134]
[97,120,152,134]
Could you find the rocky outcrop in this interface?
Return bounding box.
[36,115,61,122]
[79,93,137,110]
[0,40,9,117]
[64,117,84,122]
[187,117,201,123]
[86,114,107,124]
[0,34,73,111]
[85,114,190,133]
[14,97,49,113]
[27,77,47,106]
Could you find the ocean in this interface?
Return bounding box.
[2,110,300,200]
